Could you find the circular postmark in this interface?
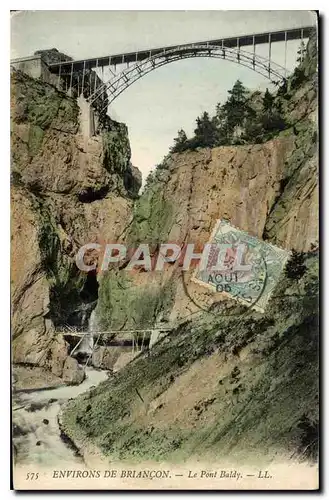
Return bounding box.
[180,231,269,318]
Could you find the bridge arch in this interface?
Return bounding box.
[88,44,289,110]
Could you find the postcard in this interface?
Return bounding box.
[11,10,319,490]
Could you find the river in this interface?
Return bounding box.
[12,367,109,467]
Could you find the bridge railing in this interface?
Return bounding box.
[87,42,290,113]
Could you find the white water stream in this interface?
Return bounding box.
[12,367,108,467]
[74,309,97,356]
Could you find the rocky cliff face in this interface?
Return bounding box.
[13,34,318,465]
[11,69,140,384]
[95,50,318,332]
[62,55,318,465]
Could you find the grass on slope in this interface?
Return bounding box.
[61,253,318,465]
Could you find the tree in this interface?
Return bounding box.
[193,112,218,148]
[274,98,283,115]
[214,103,231,144]
[277,78,288,97]
[285,250,307,280]
[290,66,307,90]
[221,80,249,136]
[243,105,263,143]
[170,129,188,153]
[227,79,248,105]
[262,88,275,112]
[261,111,286,134]
[297,40,306,64]
[145,171,155,188]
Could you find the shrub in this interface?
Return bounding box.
[285,250,307,280]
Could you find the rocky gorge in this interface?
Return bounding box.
[11,67,141,386]
[11,32,318,471]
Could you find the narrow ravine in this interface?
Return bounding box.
[12,367,109,467]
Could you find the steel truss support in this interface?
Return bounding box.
[284,31,287,78]
[57,63,61,89]
[81,60,86,96]
[268,33,272,78]
[301,28,305,61]
[88,41,290,111]
[253,35,256,69]
[69,62,73,94]
[94,59,98,93]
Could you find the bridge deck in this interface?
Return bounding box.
[60,327,172,338]
[47,26,313,72]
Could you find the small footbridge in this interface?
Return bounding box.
[56,323,174,365]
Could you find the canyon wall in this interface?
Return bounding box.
[11,69,140,383]
[61,37,319,462]
[95,49,318,332]
[11,34,318,390]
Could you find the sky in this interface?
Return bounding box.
[11,10,317,183]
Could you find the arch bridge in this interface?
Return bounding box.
[48,25,313,110]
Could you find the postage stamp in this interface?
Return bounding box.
[193,219,290,312]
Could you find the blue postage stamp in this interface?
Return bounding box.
[193,219,290,312]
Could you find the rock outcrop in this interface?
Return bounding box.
[11,68,140,383]
[62,252,319,464]
[62,356,85,385]
[95,52,318,330]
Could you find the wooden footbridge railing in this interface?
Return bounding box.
[55,324,174,362]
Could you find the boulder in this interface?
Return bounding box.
[62,356,85,385]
